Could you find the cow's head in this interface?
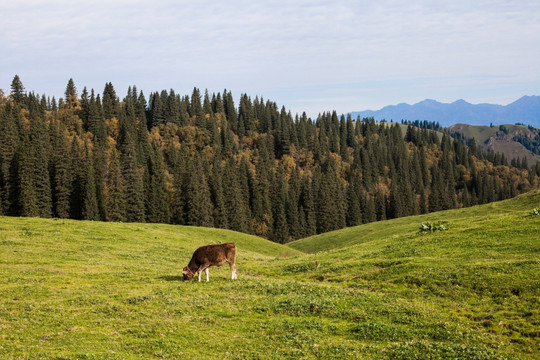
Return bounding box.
[182,266,194,282]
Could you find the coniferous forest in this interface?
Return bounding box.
[1,76,539,243]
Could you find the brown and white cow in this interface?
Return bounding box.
[182,242,237,282]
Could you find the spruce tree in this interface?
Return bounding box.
[190,87,205,128]
[287,166,302,239]
[65,78,77,104]
[119,109,145,222]
[171,146,187,225]
[87,91,108,148]
[14,133,38,217]
[105,147,126,222]
[82,147,99,221]
[29,111,52,218]
[185,154,213,227]
[149,92,165,128]
[145,141,170,223]
[209,151,228,229]
[223,157,249,233]
[0,103,20,214]
[300,175,317,237]
[69,137,86,219]
[272,164,289,243]
[10,75,26,105]
[102,82,118,119]
[374,189,387,221]
[346,180,362,227]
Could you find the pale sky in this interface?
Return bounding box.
[1,0,539,117]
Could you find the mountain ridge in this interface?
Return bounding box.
[350,95,540,127]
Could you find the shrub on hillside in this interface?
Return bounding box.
[419,222,448,233]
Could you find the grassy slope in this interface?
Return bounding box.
[448,123,533,143]
[1,192,538,359]
[448,124,540,164]
[283,191,540,358]
[0,220,301,359]
[288,190,540,253]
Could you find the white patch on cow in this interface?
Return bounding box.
[205,268,209,282]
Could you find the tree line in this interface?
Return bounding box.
[0,75,538,243]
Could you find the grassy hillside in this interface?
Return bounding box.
[448,123,540,164]
[283,191,539,357]
[288,190,540,253]
[1,192,539,358]
[0,220,301,358]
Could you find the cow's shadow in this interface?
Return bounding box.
[159,275,183,281]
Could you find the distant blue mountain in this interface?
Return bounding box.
[350,96,540,128]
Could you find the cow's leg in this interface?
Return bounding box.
[230,263,237,280]
[197,270,202,282]
[205,268,209,282]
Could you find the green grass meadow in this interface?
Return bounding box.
[1,191,539,359]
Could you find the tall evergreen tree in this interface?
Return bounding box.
[82,144,99,221]
[185,154,213,227]
[0,103,20,214]
[209,151,228,229]
[69,137,86,219]
[300,175,317,237]
[10,75,26,105]
[272,163,289,243]
[102,82,118,119]
[14,132,38,217]
[346,179,362,227]
[105,147,126,222]
[222,157,249,233]
[65,78,77,104]
[145,141,170,223]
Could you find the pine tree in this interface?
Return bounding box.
[388,177,405,219]
[374,189,387,221]
[119,110,145,223]
[223,90,237,132]
[190,87,205,128]
[105,147,126,222]
[287,166,302,239]
[102,82,118,119]
[185,154,213,227]
[238,157,252,229]
[316,158,344,233]
[10,75,26,105]
[65,78,77,105]
[166,89,182,126]
[223,157,249,233]
[209,151,228,229]
[363,192,377,223]
[300,175,317,236]
[171,146,187,225]
[91,139,107,221]
[428,166,443,212]
[149,92,165,128]
[145,140,170,223]
[82,145,99,221]
[0,103,20,214]
[87,91,108,148]
[29,111,52,218]
[14,133,38,217]
[346,179,362,227]
[272,164,289,243]
[69,137,86,219]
